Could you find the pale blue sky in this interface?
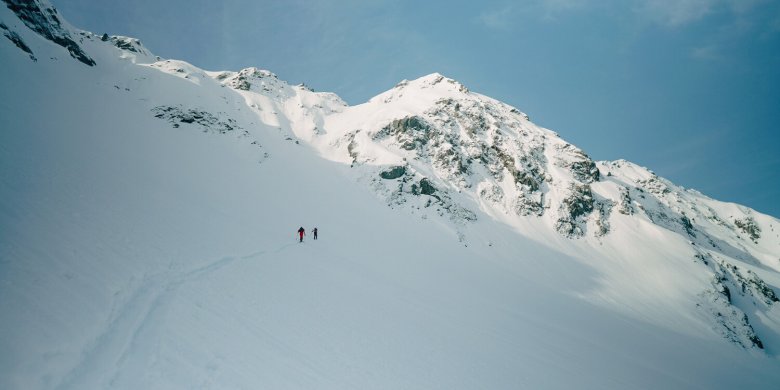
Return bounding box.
[55,0,780,217]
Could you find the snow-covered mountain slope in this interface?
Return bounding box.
[308,72,780,351]
[1,1,779,389]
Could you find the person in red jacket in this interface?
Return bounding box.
[297,227,305,243]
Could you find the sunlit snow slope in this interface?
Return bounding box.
[1,1,779,389]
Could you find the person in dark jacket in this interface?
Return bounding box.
[297,227,305,243]
[312,227,318,240]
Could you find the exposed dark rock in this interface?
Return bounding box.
[514,192,545,217]
[636,175,670,196]
[699,278,765,350]
[233,78,251,91]
[373,116,433,151]
[4,0,96,66]
[734,216,760,243]
[555,184,595,238]
[693,252,710,266]
[564,184,594,219]
[509,107,530,120]
[419,178,437,196]
[556,144,599,183]
[694,251,778,349]
[214,72,232,81]
[106,36,143,53]
[749,334,764,349]
[379,166,406,180]
[411,178,435,197]
[475,135,545,217]
[151,105,240,134]
[595,200,613,237]
[618,187,634,215]
[222,68,279,92]
[375,170,475,225]
[681,214,696,237]
[490,145,542,191]
[717,260,779,305]
[718,279,732,303]
[570,159,600,183]
[366,99,551,224]
[0,21,36,61]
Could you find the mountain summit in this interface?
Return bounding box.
[2,1,779,389]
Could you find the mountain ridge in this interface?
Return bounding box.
[2,1,780,388]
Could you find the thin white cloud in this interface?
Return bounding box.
[727,0,768,15]
[477,0,587,29]
[537,0,589,21]
[690,44,721,60]
[637,0,780,31]
[638,0,716,27]
[478,5,515,31]
[540,0,587,12]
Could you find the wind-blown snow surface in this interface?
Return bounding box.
[1,1,779,389]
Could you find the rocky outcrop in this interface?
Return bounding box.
[555,184,595,238]
[716,258,779,305]
[594,199,613,237]
[636,174,670,196]
[555,143,599,184]
[370,162,477,226]
[220,67,285,95]
[100,33,149,56]
[680,213,696,237]
[617,187,634,215]
[379,165,406,180]
[698,285,764,350]
[694,250,778,350]
[373,116,436,151]
[734,216,761,243]
[152,105,241,134]
[3,0,95,66]
[412,99,547,216]
[0,21,35,60]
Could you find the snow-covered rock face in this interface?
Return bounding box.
[3,0,94,65]
[324,73,777,255]
[323,75,608,237]
[312,73,780,351]
[218,67,286,95]
[99,33,151,57]
[0,20,34,60]
[372,73,471,104]
[2,1,780,387]
[324,74,778,238]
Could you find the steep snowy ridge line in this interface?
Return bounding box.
[309,74,780,350]
[6,0,779,351]
[2,0,780,388]
[3,0,94,65]
[227,59,780,354]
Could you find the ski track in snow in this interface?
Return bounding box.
[2,2,780,387]
[54,243,296,390]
